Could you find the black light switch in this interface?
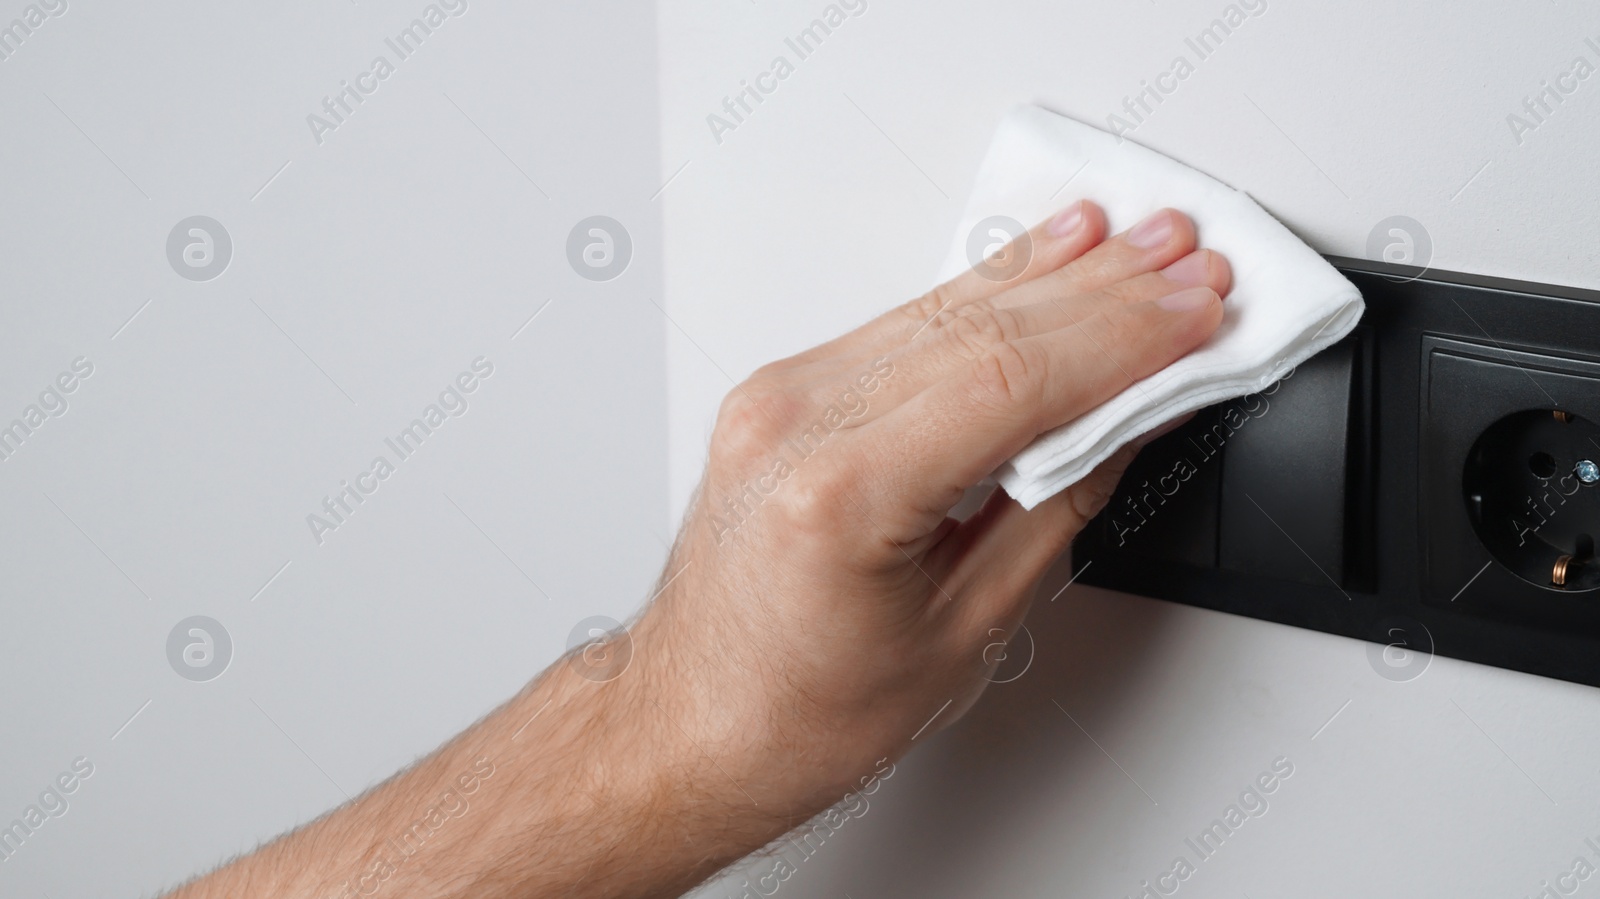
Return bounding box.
[1100,409,1223,568]
[1218,340,1357,587]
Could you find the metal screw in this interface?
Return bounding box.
[1577,460,1600,485]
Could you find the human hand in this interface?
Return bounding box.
[160,202,1232,899]
[626,202,1231,824]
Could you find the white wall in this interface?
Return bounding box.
[0,2,668,896]
[7,2,1599,896]
[660,1,1600,896]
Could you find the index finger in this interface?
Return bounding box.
[759,201,1108,375]
[855,286,1225,538]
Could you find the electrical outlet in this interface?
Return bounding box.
[1421,337,1600,624]
[1072,260,1600,688]
[1466,411,1600,592]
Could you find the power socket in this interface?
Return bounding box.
[1072,260,1600,688]
[1421,337,1600,620]
[1467,411,1600,591]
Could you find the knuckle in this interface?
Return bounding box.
[967,340,1040,410]
[746,357,799,385]
[1068,468,1121,523]
[775,460,853,532]
[899,287,955,335]
[1062,446,1141,526]
[940,307,1017,359]
[746,361,785,383]
[712,389,793,463]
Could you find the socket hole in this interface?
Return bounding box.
[1465,409,1600,593]
[1530,452,1558,479]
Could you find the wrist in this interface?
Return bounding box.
[624,588,885,823]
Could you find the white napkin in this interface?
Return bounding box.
[937,105,1364,510]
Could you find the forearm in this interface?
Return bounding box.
[166,610,831,899]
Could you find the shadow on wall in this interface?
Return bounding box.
[781,554,1189,898]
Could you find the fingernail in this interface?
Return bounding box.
[1160,251,1211,287]
[1047,201,1085,238]
[1127,210,1175,249]
[1156,286,1215,312]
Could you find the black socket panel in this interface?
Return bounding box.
[1071,258,1600,687]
